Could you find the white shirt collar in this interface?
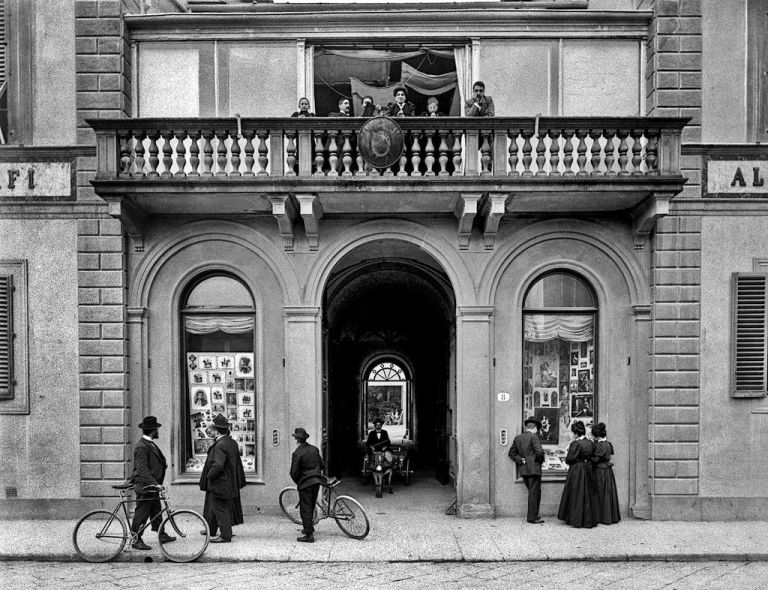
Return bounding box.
[142,435,154,442]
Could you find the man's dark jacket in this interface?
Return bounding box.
[290,441,325,490]
[200,435,245,498]
[131,438,167,489]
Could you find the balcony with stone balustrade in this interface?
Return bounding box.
[89,116,688,251]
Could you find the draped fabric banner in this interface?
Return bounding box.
[320,48,455,61]
[349,78,401,116]
[185,316,254,335]
[523,314,594,342]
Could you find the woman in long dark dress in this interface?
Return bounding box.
[557,421,598,528]
[591,422,621,524]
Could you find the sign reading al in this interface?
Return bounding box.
[706,159,768,197]
[0,162,74,200]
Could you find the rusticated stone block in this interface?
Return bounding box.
[653,478,699,495]
[80,334,126,354]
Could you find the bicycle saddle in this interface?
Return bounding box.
[325,477,341,488]
[111,482,135,490]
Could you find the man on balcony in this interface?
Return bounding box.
[464,81,495,117]
[329,98,351,117]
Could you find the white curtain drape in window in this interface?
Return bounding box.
[185,316,254,335]
[523,314,594,342]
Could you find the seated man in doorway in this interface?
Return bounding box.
[366,418,392,461]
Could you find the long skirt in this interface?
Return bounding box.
[204,493,244,528]
[557,462,598,528]
[594,466,621,524]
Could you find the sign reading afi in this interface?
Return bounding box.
[707,159,768,197]
[0,162,73,199]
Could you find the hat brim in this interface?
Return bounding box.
[138,422,161,429]
[524,419,542,428]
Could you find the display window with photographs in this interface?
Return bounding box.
[182,273,257,474]
[361,361,412,445]
[522,272,597,473]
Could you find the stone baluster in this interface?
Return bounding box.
[285,131,297,176]
[590,129,602,175]
[355,152,367,177]
[631,129,643,175]
[174,131,187,177]
[411,132,422,177]
[576,130,588,175]
[562,129,574,175]
[424,132,436,176]
[313,133,326,176]
[160,130,174,177]
[480,132,492,176]
[242,131,255,176]
[132,133,146,177]
[535,132,546,176]
[230,132,242,176]
[397,133,409,177]
[340,131,353,177]
[521,131,533,176]
[256,131,269,176]
[604,129,616,176]
[216,131,228,176]
[147,131,160,177]
[617,130,630,175]
[548,130,561,175]
[327,131,339,177]
[438,130,450,176]
[645,130,658,174]
[508,130,519,176]
[187,131,200,176]
[119,132,132,177]
[451,132,462,176]
[201,131,214,177]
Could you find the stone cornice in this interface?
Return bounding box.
[0,145,96,161]
[682,144,768,157]
[125,9,651,41]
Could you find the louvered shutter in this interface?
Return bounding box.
[732,273,768,397]
[0,274,13,399]
[0,0,5,87]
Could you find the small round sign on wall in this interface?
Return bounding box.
[497,392,510,402]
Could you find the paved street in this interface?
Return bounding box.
[3,560,767,589]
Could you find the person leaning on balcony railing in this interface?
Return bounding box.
[361,95,382,117]
[420,96,445,117]
[329,98,352,117]
[291,97,316,118]
[464,80,495,117]
[385,86,416,117]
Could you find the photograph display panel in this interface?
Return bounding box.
[186,352,256,473]
[522,314,595,472]
[364,383,408,442]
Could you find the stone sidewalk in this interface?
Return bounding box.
[2,508,767,563]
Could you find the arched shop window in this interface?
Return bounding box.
[522,272,597,473]
[182,274,256,474]
[361,361,413,445]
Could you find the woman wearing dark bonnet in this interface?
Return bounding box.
[591,422,621,524]
[557,420,598,528]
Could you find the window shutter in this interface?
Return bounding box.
[0,0,5,86]
[0,274,14,399]
[732,273,768,397]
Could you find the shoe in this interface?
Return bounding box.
[132,539,151,550]
[527,518,545,524]
[158,533,176,544]
[297,534,315,543]
[210,536,231,543]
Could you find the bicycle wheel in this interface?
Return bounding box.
[332,495,370,539]
[72,509,127,563]
[279,487,302,524]
[158,509,209,563]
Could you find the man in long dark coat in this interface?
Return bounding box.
[290,427,325,543]
[200,413,244,543]
[130,416,176,550]
[508,417,546,524]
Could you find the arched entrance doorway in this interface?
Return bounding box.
[323,239,455,483]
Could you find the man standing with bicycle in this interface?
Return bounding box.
[130,416,176,550]
[290,427,325,543]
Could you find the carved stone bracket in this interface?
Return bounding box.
[107,199,147,252]
[480,192,509,250]
[632,192,672,247]
[268,194,298,252]
[296,193,323,251]
[453,193,482,250]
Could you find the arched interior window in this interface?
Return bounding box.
[522,272,597,473]
[361,361,413,445]
[182,274,257,474]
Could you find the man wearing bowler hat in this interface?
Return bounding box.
[508,416,546,524]
[130,416,176,550]
[290,427,326,543]
[200,413,243,543]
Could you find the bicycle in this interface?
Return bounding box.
[72,483,210,563]
[278,477,370,539]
